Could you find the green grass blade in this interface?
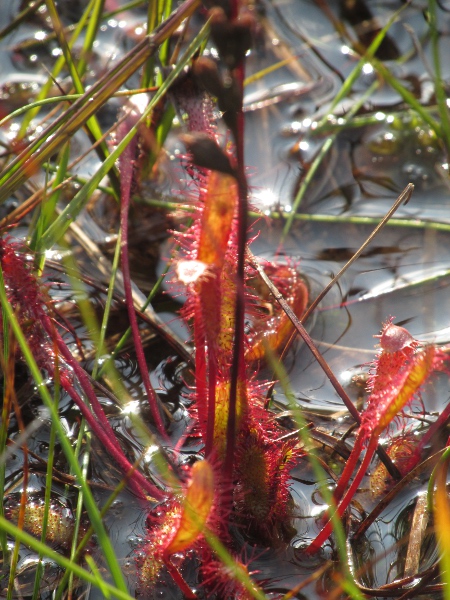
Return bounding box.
[19,0,96,135]
[0,0,46,41]
[44,0,116,193]
[39,20,209,251]
[0,515,135,600]
[0,0,200,204]
[428,0,450,154]
[370,57,441,134]
[92,229,123,379]
[315,3,410,131]
[31,142,70,256]
[77,0,106,75]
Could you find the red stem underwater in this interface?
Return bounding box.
[164,558,197,599]
[42,316,164,500]
[332,429,366,504]
[118,118,169,441]
[306,435,378,554]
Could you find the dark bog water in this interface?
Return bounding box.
[1,0,450,598]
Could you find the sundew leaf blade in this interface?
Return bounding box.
[373,345,435,435]
[165,461,215,554]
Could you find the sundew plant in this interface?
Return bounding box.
[2,1,450,599]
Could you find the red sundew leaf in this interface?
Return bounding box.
[4,494,76,549]
[197,170,237,269]
[375,319,417,354]
[370,344,435,435]
[340,339,436,504]
[176,171,241,457]
[164,460,215,555]
[0,238,163,500]
[369,435,417,498]
[235,419,300,543]
[211,377,249,459]
[245,263,308,363]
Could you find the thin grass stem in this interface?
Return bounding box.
[301,183,414,322]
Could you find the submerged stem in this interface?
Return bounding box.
[306,435,378,554]
[118,114,169,441]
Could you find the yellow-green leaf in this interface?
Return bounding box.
[165,460,214,555]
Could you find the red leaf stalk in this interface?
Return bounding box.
[117,113,169,440]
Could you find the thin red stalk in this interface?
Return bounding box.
[118,118,169,440]
[332,429,366,503]
[44,318,117,435]
[223,0,247,482]
[59,376,159,500]
[41,315,164,499]
[307,435,378,554]
[224,96,247,482]
[165,560,197,599]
